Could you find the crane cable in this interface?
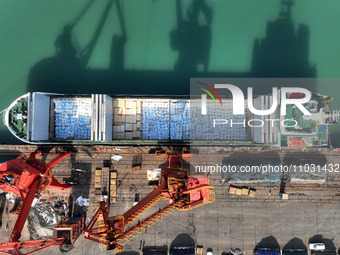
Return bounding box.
[120,0,125,36]
[62,0,96,59]
[143,2,155,70]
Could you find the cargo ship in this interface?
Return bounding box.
[3,92,339,148]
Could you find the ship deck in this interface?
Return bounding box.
[6,95,28,140]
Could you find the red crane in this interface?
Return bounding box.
[84,153,215,252]
[0,152,214,254]
[0,151,74,255]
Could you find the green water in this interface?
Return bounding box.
[1,0,340,145]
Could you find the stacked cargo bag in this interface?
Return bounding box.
[170,101,190,140]
[53,98,92,140]
[142,101,170,140]
[190,100,247,141]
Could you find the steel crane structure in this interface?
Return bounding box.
[84,153,215,253]
[0,152,214,254]
[0,151,76,255]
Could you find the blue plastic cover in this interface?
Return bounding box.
[258,250,280,255]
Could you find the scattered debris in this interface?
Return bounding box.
[227,249,244,255]
[75,196,89,207]
[85,217,91,225]
[63,179,78,185]
[28,202,59,240]
[5,193,15,204]
[129,184,138,193]
[72,168,86,173]
[54,201,68,216]
[147,168,161,181]
[111,155,123,161]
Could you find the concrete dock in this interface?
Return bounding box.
[0,145,340,255]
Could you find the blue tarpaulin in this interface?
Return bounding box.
[258,250,280,255]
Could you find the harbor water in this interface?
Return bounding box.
[1,0,340,145]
